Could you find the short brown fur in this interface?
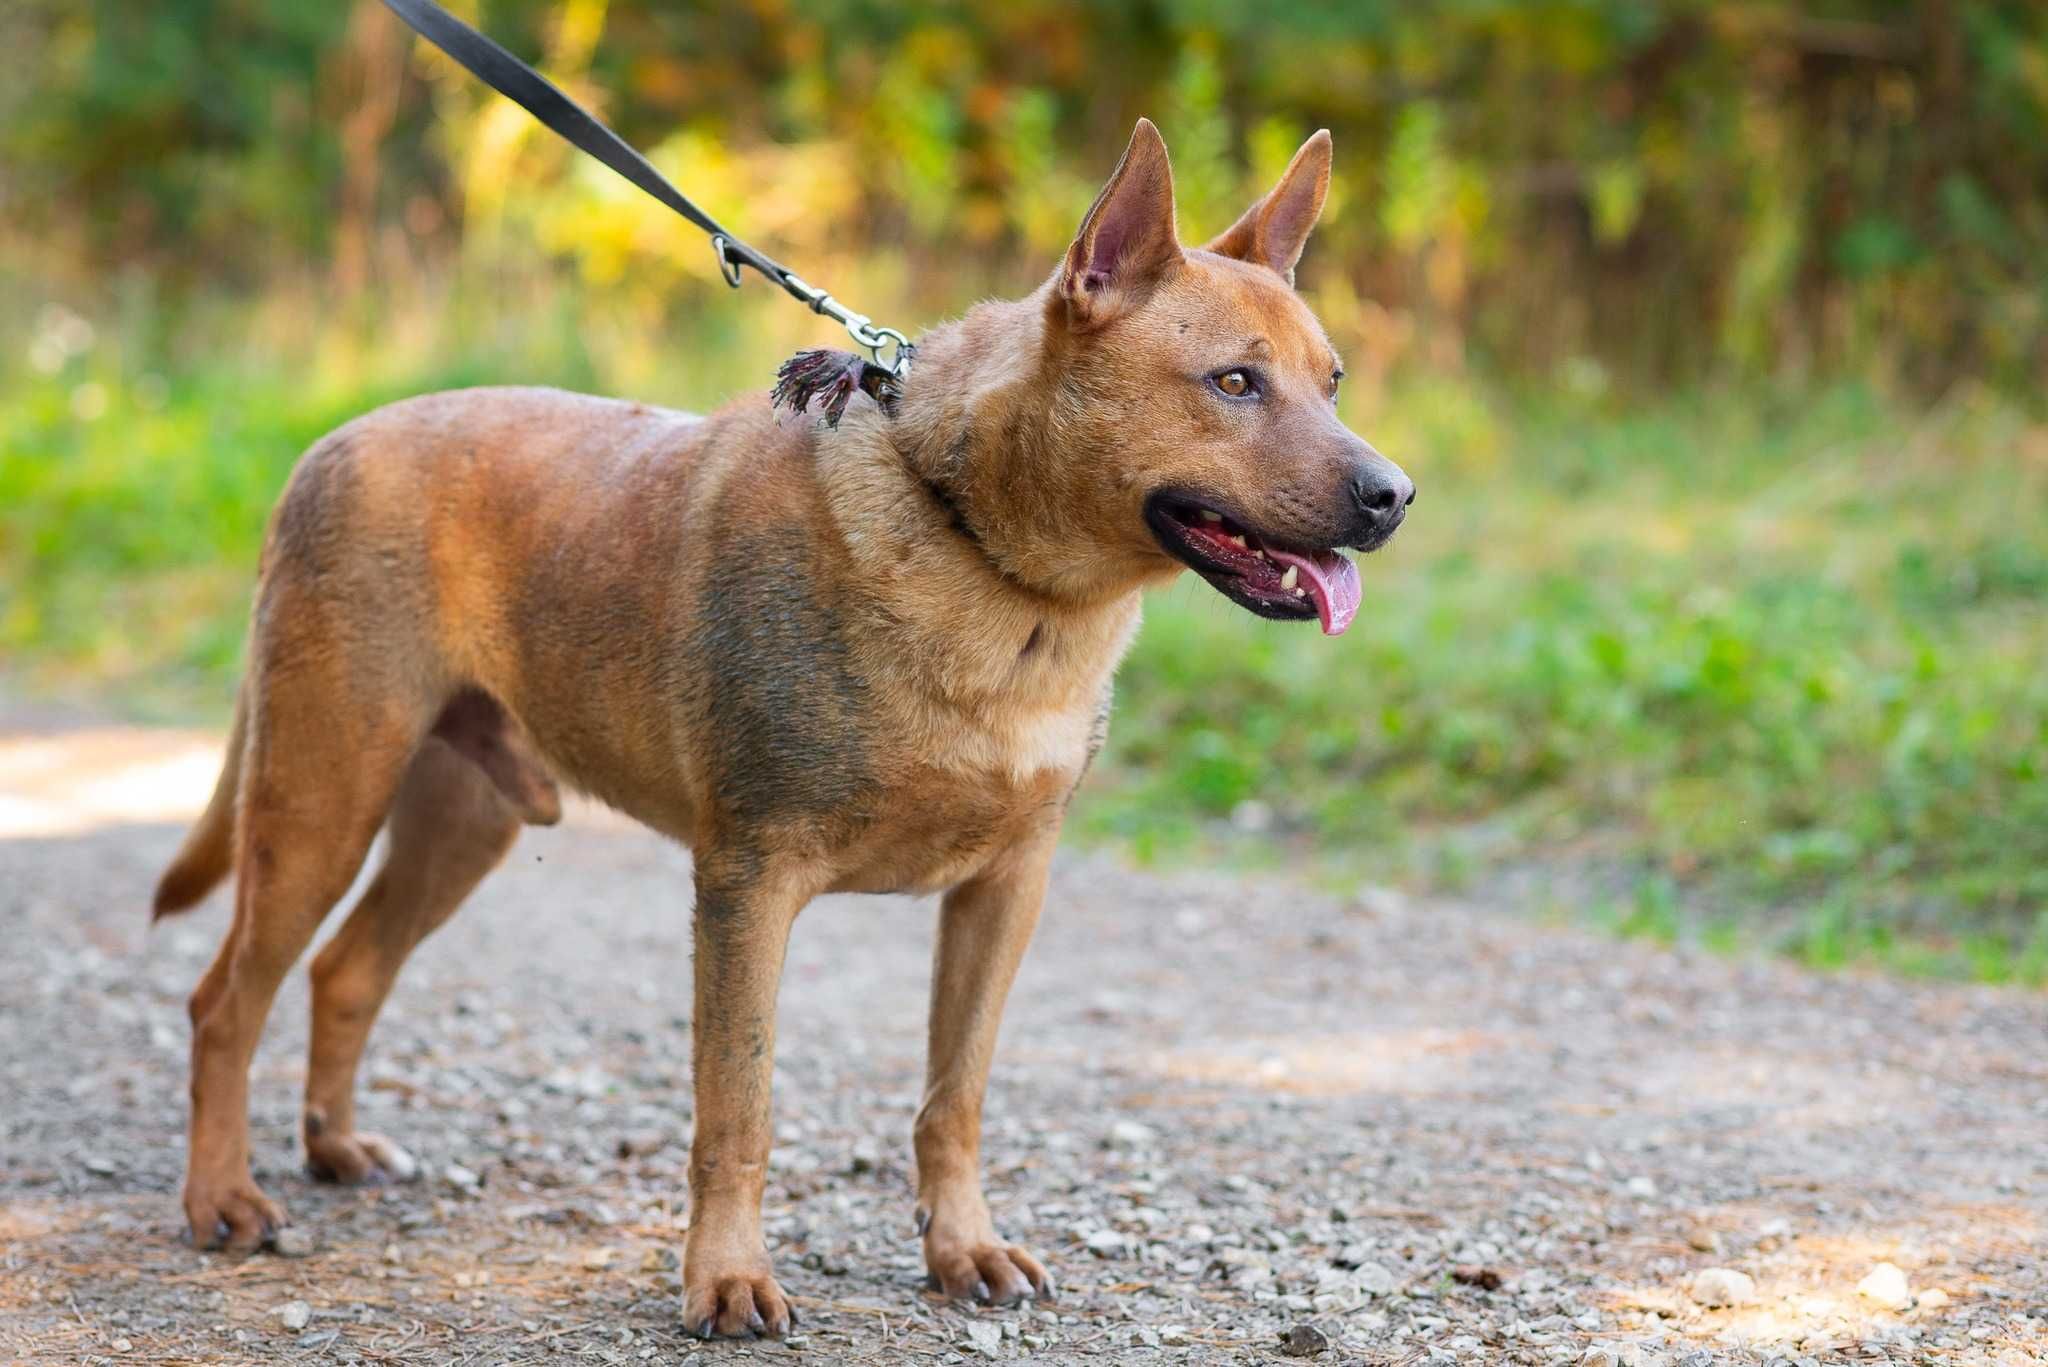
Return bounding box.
[153,120,1410,1336]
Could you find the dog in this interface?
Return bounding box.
[151,118,1413,1338]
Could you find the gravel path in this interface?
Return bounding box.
[2,723,2045,1365]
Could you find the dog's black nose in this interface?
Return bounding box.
[1350,460,1415,537]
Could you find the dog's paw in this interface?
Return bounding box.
[919,1205,1053,1305]
[304,1130,419,1186]
[681,1266,795,1339]
[925,1240,1053,1305]
[183,1173,287,1253]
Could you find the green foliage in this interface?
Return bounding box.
[7,1,2048,384]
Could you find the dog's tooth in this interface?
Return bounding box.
[1199,510,1223,523]
[1291,586,1307,598]
[1255,549,1268,561]
[1229,535,1247,549]
[1280,566,1298,590]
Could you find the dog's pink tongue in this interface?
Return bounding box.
[1265,548,1362,636]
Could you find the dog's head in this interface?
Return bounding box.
[1036,119,1412,636]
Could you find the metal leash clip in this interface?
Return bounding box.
[709,234,743,289]
[782,273,914,377]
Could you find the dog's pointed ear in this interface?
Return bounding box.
[1204,129,1332,285]
[1057,118,1182,327]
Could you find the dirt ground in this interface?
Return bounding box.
[2,720,2044,1365]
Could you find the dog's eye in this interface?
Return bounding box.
[1212,369,1254,398]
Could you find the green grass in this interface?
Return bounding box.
[4,286,2045,981]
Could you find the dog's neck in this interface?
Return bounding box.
[812,300,1152,711]
[884,296,1171,608]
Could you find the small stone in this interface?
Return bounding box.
[582,1247,616,1270]
[1856,1262,1911,1311]
[274,1300,311,1333]
[1915,1287,1951,1311]
[1451,1264,1503,1291]
[1686,1227,1720,1254]
[1625,1176,1657,1199]
[639,1245,679,1272]
[269,1227,315,1258]
[1106,1119,1156,1149]
[1581,1348,1620,1367]
[1688,1267,1756,1308]
[1159,1325,1191,1346]
[1082,1228,1126,1255]
[110,1340,132,1354]
[963,1319,1003,1358]
[442,1162,480,1192]
[1353,1262,1396,1296]
[1278,1322,1330,1357]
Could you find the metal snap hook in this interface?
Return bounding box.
[709,235,743,289]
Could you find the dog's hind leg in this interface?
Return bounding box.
[181,659,425,1252]
[301,736,521,1184]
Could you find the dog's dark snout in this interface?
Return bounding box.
[1349,459,1416,538]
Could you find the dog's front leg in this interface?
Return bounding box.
[683,867,808,1339]
[915,838,1057,1304]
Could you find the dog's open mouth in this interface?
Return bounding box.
[1144,495,1361,636]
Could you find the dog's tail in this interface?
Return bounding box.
[152,681,248,920]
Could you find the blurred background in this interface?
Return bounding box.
[2,1,2043,978]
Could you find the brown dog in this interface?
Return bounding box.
[153,118,1411,1337]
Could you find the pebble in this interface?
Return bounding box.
[1915,1287,1951,1311]
[1581,1347,1620,1367]
[962,1320,1003,1358]
[1688,1268,1756,1308]
[274,1300,311,1333]
[1081,1228,1126,1255]
[1353,1262,1396,1296]
[269,1227,315,1258]
[1855,1261,1912,1310]
[1277,1322,1330,1357]
[1106,1119,1156,1149]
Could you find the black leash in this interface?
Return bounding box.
[381,0,913,381]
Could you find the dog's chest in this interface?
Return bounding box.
[829,698,1098,895]
[833,761,1073,895]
